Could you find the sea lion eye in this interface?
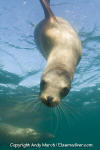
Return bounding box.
[40,80,46,90]
[60,87,69,97]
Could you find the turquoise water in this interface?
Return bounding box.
[0,0,100,149]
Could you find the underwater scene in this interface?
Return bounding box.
[0,0,100,149]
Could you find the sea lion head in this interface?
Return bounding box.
[40,67,71,107]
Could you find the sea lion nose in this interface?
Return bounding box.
[47,96,53,102]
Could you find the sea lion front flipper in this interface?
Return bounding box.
[40,0,56,20]
[46,0,50,5]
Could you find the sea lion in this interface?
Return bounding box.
[0,123,54,144]
[34,0,82,107]
[0,100,54,145]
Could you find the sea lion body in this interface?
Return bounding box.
[34,0,82,107]
[0,123,54,144]
[35,17,81,67]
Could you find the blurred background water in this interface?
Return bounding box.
[0,0,100,149]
